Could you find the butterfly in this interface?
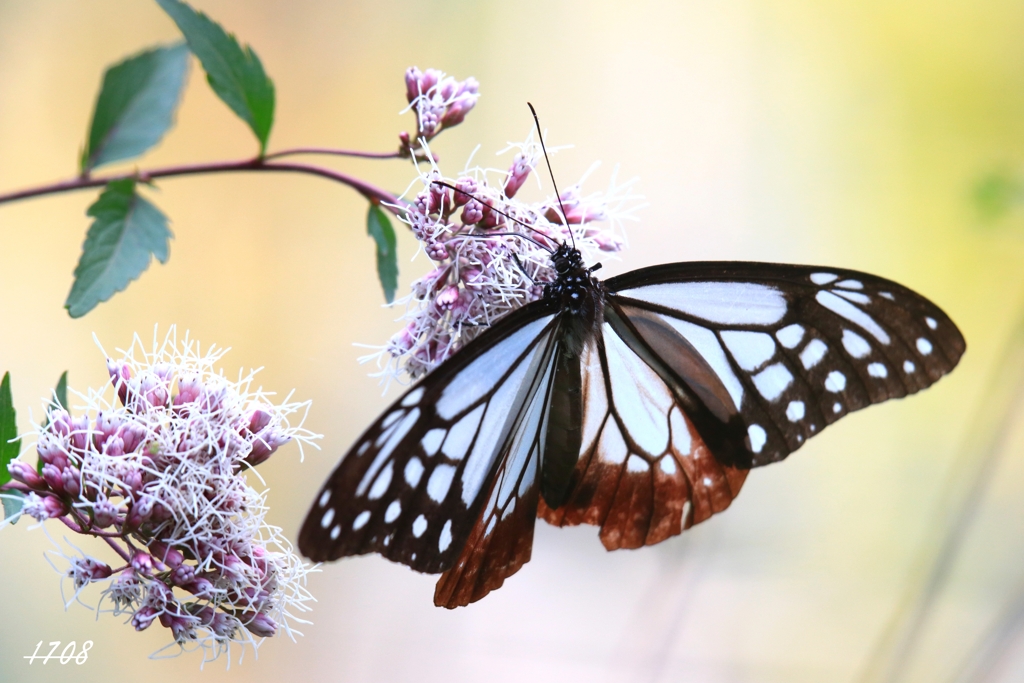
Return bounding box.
[298,241,965,608]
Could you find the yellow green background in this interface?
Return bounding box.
[1,1,1022,681]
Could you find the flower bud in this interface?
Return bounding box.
[92,497,120,528]
[41,463,65,494]
[171,564,196,587]
[131,552,154,576]
[246,431,290,467]
[42,495,68,519]
[173,375,203,407]
[503,153,533,199]
[7,460,45,488]
[242,612,277,638]
[36,434,69,470]
[69,415,90,453]
[107,358,132,406]
[48,409,72,438]
[61,466,81,498]
[132,607,158,631]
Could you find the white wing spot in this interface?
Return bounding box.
[842,329,872,359]
[776,324,806,349]
[439,520,453,552]
[318,490,331,508]
[800,339,828,369]
[484,516,497,537]
[925,316,938,330]
[625,281,787,325]
[353,510,370,530]
[404,457,425,487]
[786,400,805,422]
[367,462,393,500]
[330,525,341,540]
[904,360,916,373]
[384,500,401,523]
[401,387,425,407]
[599,422,628,465]
[747,424,767,453]
[501,498,517,520]
[626,454,649,473]
[825,371,847,393]
[816,291,891,344]
[811,272,839,285]
[422,428,445,457]
[427,464,456,503]
[836,279,864,290]
[702,476,713,486]
[868,362,888,378]
[836,290,871,305]
[357,441,371,456]
[880,292,895,301]
[381,411,402,429]
[320,508,335,529]
[443,404,485,461]
[722,330,777,371]
[917,338,933,355]
[412,514,428,537]
[659,456,677,475]
[753,362,794,402]
[833,402,842,413]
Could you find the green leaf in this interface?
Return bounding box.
[81,43,190,173]
[65,179,173,318]
[154,0,275,153]
[53,371,68,412]
[367,204,399,303]
[2,490,25,525]
[0,372,20,487]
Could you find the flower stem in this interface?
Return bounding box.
[262,146,402,161]
[0,157,406,215]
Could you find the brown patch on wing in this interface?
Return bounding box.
[539,408,748,550]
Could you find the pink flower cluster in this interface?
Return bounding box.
[3,330,318,663]
[398,67,479,155]
[373,129,639,381]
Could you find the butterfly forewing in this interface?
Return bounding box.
[299,305,560,573]
[606,262,966,468]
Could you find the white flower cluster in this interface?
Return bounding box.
[6,328,320,664]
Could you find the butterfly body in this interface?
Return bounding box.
[300,250,964,608]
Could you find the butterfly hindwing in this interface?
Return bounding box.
[605,262,966,468]
[538,323,749,549]
[299,304,560,574]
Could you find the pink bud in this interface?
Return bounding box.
[139,375,169,408]
[76,557,112,581]
[61,466,81,497]
[461,199,484,225]
[173,376,203,407]
[92,498,119,528]
[435,285,460,310]
[246,430,290,467]
[426,240,449,261]
[171,564,195,586]
[247,408,273,435]
[48,410,72,438]
[242,612,277,638]
[42,495,68,518]
[106,359,132,406]
[131,552,153,576]
[132,607,158,631]
[503,153,533,199]
[404,66,423,103]
[7,460,45,488]
[69,415,90,453]
[41,463,65,494]
[189,577,215,599]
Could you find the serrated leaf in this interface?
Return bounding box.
[0,372,20,487]
[2,490,25,524]
[155,0,275,153]
[65,179,172,318]
[367,204,398,303]
[81,43,190,173]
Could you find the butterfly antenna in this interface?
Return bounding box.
[432,181,555,253]
[527,102,575,249]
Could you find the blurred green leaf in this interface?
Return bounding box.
[81,43,190,173]
[155,0,275,154]
[65,179,172,318]
[974,170,1024,222]
[0,372,20,487]
[53,371,68,412]
[2,490,24,524]
[367,204,398,303]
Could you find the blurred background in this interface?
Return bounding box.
[1,0,1022,681]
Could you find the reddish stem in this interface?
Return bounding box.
[0,157,407,216]
[262,146,402,161]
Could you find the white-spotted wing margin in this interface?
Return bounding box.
[299,313,558,574]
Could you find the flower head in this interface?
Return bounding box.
[6,328,320,664]
[400,67,479,152]
[367,127,643,382]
